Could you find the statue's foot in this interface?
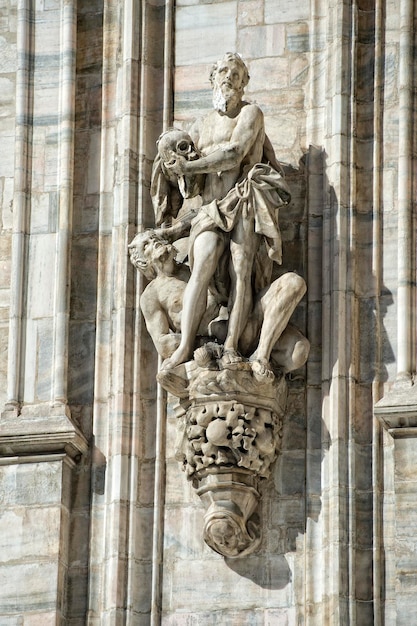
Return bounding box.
[161,346,191,371]
[220,349,243,369]
[250,357,275,382]
[156,367,188,398]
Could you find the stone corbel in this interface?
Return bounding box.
[0,403,88,461]
[159,357,287,558]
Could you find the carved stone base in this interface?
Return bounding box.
[197,468,261,557]
[159,357,287,557]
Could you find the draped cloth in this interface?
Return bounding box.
[150,153,184,226]
[189,163,291,294]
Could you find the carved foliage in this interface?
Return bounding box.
[164,355,288,557]
[178,400,283,479]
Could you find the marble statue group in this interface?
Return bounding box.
[129,53,309,557]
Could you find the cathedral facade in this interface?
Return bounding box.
[0,0,416,623]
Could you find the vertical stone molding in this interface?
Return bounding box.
[87,1,172,622]
[4,0,77,412]
[307,1,359,621]
[52,0,77,407]
[396,0,416,380]
[373,0,417,622]
[1,2,87,622]
[6,0,32,411]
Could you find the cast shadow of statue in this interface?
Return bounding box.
[226,145,394,588]
[225,152,313,587]
[130,128,394,585]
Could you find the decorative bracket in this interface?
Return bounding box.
[159,357,287,557]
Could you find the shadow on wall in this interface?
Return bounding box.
[91,441,107,496]
[226,553,293,589]
[224,151,314,590]
[313,147,395,618]
[225,145,395,591]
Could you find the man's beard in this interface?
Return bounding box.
[212,84,241,113]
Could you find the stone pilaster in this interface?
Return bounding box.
[86,1,171,623]
[1,1,89,622]
[375,386,417,625]
[0,455,74,624]
[0,403,87,623]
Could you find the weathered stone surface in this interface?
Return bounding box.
[0,0,415,622]
[130,53,310,559]
[175,3,237,66]
[0,459,73,621]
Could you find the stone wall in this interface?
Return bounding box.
[0,0,416,624]
[0,457,73,622]
[0,0,16,412]
[159,6,311,621]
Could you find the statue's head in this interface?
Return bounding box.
[128,230,175,280]
[210,53,250,113]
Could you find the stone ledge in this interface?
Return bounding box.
[0,452,72,466]
[0,403,89,460]
[374,381,417,436]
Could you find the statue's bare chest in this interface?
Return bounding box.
[157,277,185,330]
[198,114,238,152]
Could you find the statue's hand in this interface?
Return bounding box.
[163,152,188,176]
[153,226,171,241]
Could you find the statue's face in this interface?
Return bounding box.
[129,232,174,278]
[157,129,200,165]
[142,234,174,266]
[209,519,239,556]
[213,59,245,95]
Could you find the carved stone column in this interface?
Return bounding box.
[0,1,88,620]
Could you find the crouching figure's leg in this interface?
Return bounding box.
[249,272,307,380]
[161,231,225,370]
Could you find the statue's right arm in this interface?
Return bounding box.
[140,288,181,359]
[154,214,193,243]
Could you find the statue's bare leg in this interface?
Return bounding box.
[223,218,258,364]
[270,325,310,373]
[161,231,225,370]
[249,272,306,379]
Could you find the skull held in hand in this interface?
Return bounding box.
[158,129,201,164]
[157,128,205,199]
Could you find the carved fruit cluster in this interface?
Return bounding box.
[179,400,283,478]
